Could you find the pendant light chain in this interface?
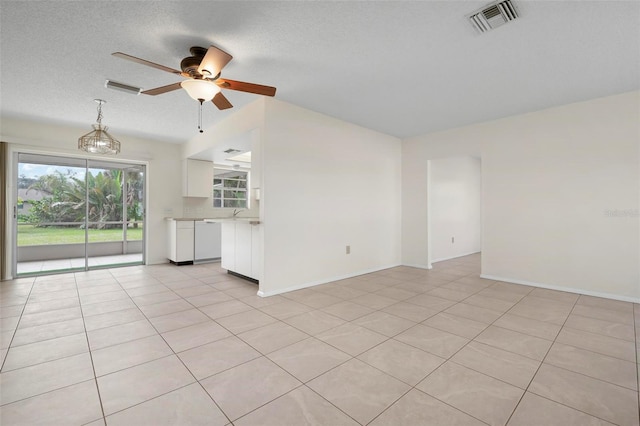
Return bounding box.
[96,100,104,126]
[198,99,204,133]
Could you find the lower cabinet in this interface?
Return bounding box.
[234,223,253,277]
[220,222,236,271]
[221,221,261,281]
[168,220,194,264]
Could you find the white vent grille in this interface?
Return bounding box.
[104,80,141,95]
[469,0,518,33]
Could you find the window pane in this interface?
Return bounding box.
[224,190,246,199]
[213,169,249,209]
[223,179,240,189]
[223,199,246,208]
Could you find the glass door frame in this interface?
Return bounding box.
[12,151,147,277]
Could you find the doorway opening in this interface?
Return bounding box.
[428,156,482,266]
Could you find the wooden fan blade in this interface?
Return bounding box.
[212,92,233,110]
[216,78,276,97]
[112,52,182,75]
[197,45,233,78]
[142,82,182,96]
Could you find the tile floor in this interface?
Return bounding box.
[0,253,638,425]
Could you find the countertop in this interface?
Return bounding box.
[166,217,260,224]
[204,218,261,224]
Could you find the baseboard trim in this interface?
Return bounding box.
[227,270,259,285]
[401,263,433,270]
[432,251,481,264]
[480,274,640,304]
[257,263,402,297]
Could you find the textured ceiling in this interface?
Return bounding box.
[1,1,638,144]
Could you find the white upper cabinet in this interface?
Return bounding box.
[182,159,213,198]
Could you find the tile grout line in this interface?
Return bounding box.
[75,269,123,424]
[123,272,251,425]
[0,277,36,373]
[502,292,577,425]
[79,267,233,423]
[365,272,623,425]
[504,293,622,425]
[215,266,476,424]
[364,267,494,426]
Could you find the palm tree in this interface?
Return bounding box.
[27,168,130,229]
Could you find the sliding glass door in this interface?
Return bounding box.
[85,161,145,268]
[15,153,145,276]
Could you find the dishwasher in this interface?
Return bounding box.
[194,221,222,262]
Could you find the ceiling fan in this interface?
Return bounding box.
[112,45,276,132]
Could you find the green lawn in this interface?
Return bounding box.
[17,225,143,246]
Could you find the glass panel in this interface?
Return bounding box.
[223,199,246,208]
[16,154,87,275]
[123,166,144,265]
[86,162,144,267]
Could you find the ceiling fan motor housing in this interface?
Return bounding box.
[180,47,221,80]
[180,55,203,77]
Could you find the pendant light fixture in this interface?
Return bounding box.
[78,99,121,155]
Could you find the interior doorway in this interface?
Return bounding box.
[428,156,482,265]
[13,153,145,276]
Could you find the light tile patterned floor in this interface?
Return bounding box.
[0,253,639,425]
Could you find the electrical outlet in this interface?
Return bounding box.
[346,245,351,254]
[451,237,455,243]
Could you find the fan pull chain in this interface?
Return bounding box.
[198,99,204,133]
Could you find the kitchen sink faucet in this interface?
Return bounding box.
[232,209,244,217]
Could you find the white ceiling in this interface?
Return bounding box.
[1,1,638,144]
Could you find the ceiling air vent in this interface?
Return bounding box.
[105,80,141,95]
[469,0,519,33]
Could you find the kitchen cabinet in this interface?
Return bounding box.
[220,221,261,281]
[220,221,236,271]
[182,159,213,197]
[251,223,262,278]
[234,223,252,277]
[168,220,194,264]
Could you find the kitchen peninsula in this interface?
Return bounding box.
[204,218,261,282]
[167,217,261,282]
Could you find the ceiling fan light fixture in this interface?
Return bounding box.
[181,79,220,102]
[78,99,121,155]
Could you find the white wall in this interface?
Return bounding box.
[430,156,481,262]
[1,117,184,276]
[403,91,640,301]
[259,99,402,296]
